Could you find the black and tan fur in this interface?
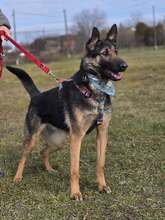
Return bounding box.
[6,24,128,201]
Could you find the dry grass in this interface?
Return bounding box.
[0,47,164,219]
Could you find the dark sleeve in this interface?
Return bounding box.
[0,9,11,29]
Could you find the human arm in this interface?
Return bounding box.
[0,9,11,29]
[0,10,11,40]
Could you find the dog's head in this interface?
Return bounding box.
[81,24,128,81]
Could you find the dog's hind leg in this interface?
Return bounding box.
[41,144,66,173]
[41,145,55,173]
[14,113,45,182]
[14,133,38,182]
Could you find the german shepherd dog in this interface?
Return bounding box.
[6,24,127,201]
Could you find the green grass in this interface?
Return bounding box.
[0,48,165,219]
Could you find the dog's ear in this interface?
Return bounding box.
[86,27,100,51]
[106,24,117,44]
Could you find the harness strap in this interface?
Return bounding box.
[73,81,92,98]
[71,80,112,124]
[96,96,106,125]
[58,76,112,125]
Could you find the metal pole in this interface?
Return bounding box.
[63,9,68,35]
[12,9,17,41]
[152,5,158,50]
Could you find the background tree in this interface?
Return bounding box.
[118,23,136,48]
[156,22,165,45]
[135,22,148,46]
[135,21,165,46]
[72,9,106,52]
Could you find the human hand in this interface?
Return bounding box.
[0,26,11,40]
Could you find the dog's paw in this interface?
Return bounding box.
[13,175,22,183]
[99,185,112,194]
[70,192,83,201]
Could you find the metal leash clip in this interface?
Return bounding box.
[48,70,56,78]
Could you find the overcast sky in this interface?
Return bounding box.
[1,0,164,34]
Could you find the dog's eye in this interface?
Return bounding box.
[101,49,109,56]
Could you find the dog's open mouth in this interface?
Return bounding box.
[103,69,123,81]
[111,72,123,80]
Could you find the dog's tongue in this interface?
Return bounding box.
[111,72,123,80]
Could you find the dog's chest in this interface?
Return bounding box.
[72,98,112,133]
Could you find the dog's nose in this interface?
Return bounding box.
[120,63,128,72]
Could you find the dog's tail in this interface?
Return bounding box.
[6,66,40,98]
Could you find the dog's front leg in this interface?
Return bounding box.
[70,132,84,201]
[96,114,111,193]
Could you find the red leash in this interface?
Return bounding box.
[0,30,56,79]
